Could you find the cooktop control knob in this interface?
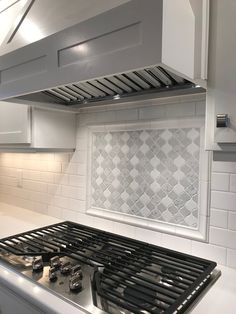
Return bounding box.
[50,256,61,269]
[71,265,83,279]
[32,256,43,272]
[69,274,82,291]
[60,261,71,275]
[49,267,57,281]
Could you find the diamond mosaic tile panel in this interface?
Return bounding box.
[91,127,201,228]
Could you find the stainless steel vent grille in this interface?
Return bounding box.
[43,66,194,105]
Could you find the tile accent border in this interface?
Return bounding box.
[87,118,211,241]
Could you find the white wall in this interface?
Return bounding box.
[0,93,235,269]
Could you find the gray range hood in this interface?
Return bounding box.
[0,0,208,107]
[19,66,196,107]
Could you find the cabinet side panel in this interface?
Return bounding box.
[33,108,76,149]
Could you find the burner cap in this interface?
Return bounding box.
[124,284,156,307]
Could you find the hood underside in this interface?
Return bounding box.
[18,65,196,107]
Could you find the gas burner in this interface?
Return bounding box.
[0,221,220,314]
[123,284,159,311]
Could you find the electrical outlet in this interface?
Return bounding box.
[17,169,23,188]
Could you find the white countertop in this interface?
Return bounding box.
[0,202,236,314]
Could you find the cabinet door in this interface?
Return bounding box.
[206,0,236,147]
[0,285,42,314]
[0,101,31,144]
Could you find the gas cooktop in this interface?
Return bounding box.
[0,221,220,314]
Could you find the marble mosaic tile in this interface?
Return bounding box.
[90,126,201,228]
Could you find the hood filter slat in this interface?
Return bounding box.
[43,66,194,106]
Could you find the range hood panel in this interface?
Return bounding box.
[0,0,163,101]
[0,0,208,104]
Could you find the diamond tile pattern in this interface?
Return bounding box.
[91,127,200,228]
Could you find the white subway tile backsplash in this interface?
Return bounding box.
[209,227,228,247]
[61,208,78,221]
[1,97,236,269]
[68,175,86,187]
[210,208,228,228]
[210,227,236,249]
[61,185,86,200]
[211,173,230,191]
[47,183,61,195]
[192,241,227,265]
[53,196,69,209]
[54,173,69,185]
[227,249,236,268]
[134,227,162,246]
[162,234,192,254]
[228,212,236,231]
[68,198,86,212]
[211,191,236,211]
[139,105,166,120]
[212,161,236,173]
[195,101,206,116]
[230,174,236,192]
[115,108,139,122]
[166,102,195,118]
[48,205,62,219]
[22,180,47,193]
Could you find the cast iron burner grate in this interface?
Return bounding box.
[0,221,217,314]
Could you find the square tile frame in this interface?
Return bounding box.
[87,118,211,242]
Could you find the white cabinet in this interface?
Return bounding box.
[0,101,31,144]
[162,0,209,85]
[0,100,76,151]
[0,285,42,314]
[205,0,236,150]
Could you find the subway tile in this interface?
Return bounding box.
[139,105,166,120]
[61,185,86,200]
[77,163,87,176]
[0,167,17,177]
[210,208,228,228]
[29,191,50,205]
[211,190,236,211]
[211,173,230,191]
[212,160,236,173]
[76,138,87,151]
[227,249,236,269]
[195,101,206,116]
[53,196,69,209]
[230,174,236,192]
[61,209,78,221]
[228,212,236,231]
[161,234,192,254]
[113,222,136,239]
[68,199,86,212]
[62,162,79,174]
[134,227,162,246]
[0,176,17,187]
[115,109,139,122]
[54,153,70,162]
[22,180,47,193]
[47,183,61,195]
[39,153,54,161]
[48,205,62,219]
[166,102,195,118]
[191,241,226,265]
[40,172,54,183]
[210,227,236,249]
[22,170,41,181]
[68,175,86,187]
[54,173,69,185]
